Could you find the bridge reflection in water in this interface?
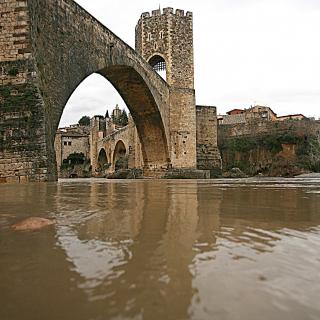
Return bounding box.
[0,179,320,320]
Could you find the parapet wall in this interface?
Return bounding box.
[219,119,320,139]
[140,8,193,19]
[196,105,222,170]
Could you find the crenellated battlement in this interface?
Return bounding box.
[140,8,192,20]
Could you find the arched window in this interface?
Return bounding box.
[148,55,166,81]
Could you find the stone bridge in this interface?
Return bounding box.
[0,1,222,183]
[94,119,143,174]
[0,0,198,182]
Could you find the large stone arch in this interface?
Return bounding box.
[0,0,171,182]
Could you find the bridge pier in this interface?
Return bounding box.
[169,88,197,169]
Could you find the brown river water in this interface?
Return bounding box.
[0,178,320,320]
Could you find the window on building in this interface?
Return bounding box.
[159,31,164,39]
[147,33,152,41]
[63,141,67,146]
[68,141,72,146]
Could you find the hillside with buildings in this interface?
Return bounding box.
[55,104,320,179]
[54,105,129,178]
[218,106,320,177]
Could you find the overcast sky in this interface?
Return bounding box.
[60,0,320,127]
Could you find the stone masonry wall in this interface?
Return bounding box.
[54,132,62,170]
[196,106,222,170]
[218,119,320,176]
[219,119,320,139]
[90,116,105,174]
[0,0,49,182]
[169,87,197,168]
[54,134,89,169]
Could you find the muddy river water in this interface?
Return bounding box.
[1,178,320,320]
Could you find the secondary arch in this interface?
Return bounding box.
[113,140,128,171]
[97,148,109,172]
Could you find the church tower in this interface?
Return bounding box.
[135,8,197,169]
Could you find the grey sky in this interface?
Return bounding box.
[60,0,320,126]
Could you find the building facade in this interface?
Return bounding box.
[219,105,305,125]
[54,125,90,177]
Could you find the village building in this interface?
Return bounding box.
[277,114,307,121]
[54,103,151,178]
[248,105,278,121]
[54,126,90,177]
[226,109,245,116]
[219,105,305,125]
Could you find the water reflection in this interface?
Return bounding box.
[55,181,200,319]
[0,179,320,320]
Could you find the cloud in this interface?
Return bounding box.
[61,74,126,127]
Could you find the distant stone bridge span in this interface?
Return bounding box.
[95,120,141,173]
[0,0,223,182]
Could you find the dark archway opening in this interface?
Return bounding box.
[148,55,167,81]
[97,148,109,172]
[113,140,128,171]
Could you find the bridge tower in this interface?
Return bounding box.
[136,8,197,169]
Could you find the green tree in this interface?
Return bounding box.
[111,112,117,125]
[78,115,90,126]
[63,152,85,165]
[115,155,129,171]
[119,109,128,126]
[61,152,86,170]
